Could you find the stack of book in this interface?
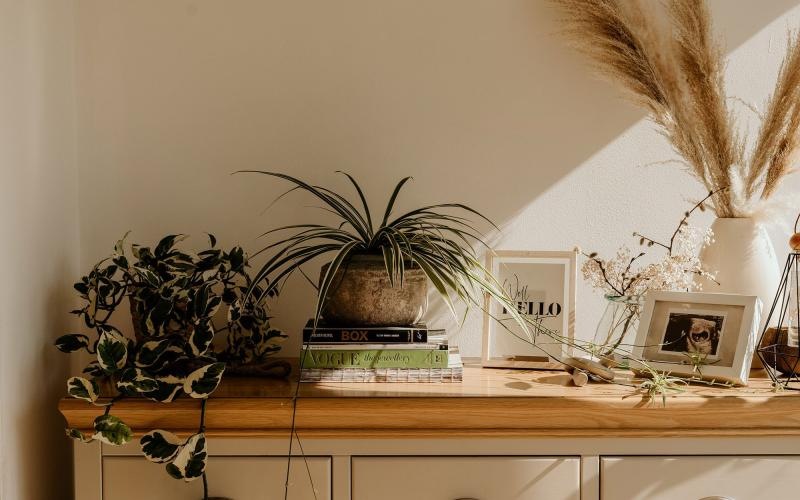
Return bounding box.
[299,320,463,383]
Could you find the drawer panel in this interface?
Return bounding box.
[352,456,580,500]
[602,456,800,500]
[103,456,330,500]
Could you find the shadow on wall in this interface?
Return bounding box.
[75,0,800,352]
[12,257,76,499]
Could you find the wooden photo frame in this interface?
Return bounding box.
[482,250,577,369]
[631,291,761,386]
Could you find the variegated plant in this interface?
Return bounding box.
[56,234,286,495]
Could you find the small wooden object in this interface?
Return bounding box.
[790,232,800,251]
[570,369,589,387]
[564,356,615,382]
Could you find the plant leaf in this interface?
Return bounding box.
[165,433,207,481]
[83,361,105,377]
[67,377,100,403]
[314,240,361,325]
[135,339,181,368]
[142,380,183,403]
[92,415,133,446]
[140,430,182,463]
[188,321,215,357]
[66,428,93,443]
[96,330,128,373]
[339,171,374,233]
[117,368,159,394]
[55,334,91,353]
[380,176,413,227]
[154,234,187,258]
[183,362,225,398]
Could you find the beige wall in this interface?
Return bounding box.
[0,0,79,498]
[1,2,800,497]
[73,0,800,356]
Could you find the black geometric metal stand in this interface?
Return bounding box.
[757,252,800,389]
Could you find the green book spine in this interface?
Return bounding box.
[300,348,448,369]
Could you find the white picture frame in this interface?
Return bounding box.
[632,291,761,386]
[482,250,576,369]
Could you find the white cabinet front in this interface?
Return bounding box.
[602,456,800,500]
[103,456,331,500]
[352,456,580,500]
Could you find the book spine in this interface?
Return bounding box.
[302,329,427,343]
[300,367,463,383]
[300,348,448,369]
[305,343,448,350]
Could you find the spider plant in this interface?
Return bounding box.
[240,171,530,334]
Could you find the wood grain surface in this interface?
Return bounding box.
[59,364,800,438]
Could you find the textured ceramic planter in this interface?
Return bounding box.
[320,254,428,326]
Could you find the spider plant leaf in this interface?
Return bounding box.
[380,176,413,227]
[410,253,458,318]
[238,171,371,241]
[250,242,342,290]
[315,185,371,240]
[381,231,404,285]
[250,244,344,301]
[251,229,357,259]
[389,203,497,231]
[381,245,395,287]
[336,171,373,235]
[256,223,357,240]
[314,240,361,326]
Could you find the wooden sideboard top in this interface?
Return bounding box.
[59,364,800,438]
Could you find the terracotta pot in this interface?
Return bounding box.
[319,254,428,326]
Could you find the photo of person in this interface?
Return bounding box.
[658,310,726,358]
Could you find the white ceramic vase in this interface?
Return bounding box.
[699,218,780,324]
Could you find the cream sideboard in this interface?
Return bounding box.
[60,365,800,500]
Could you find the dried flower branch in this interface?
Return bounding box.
[633,189,720,255]
[555,0,799,217]
[748,32,800,200]
[580,195,716,297]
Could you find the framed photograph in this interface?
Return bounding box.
[482,250,576,369]
[632,291,761,385]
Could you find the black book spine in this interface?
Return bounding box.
[302,328,428,343]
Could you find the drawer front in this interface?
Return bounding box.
[103,456,331,500]
[602,456,800,500]
[352,456,580,500]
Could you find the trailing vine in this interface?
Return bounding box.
[56,233,286,497]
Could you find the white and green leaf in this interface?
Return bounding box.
[67,376,100,403]
[142,376,184,403]
[188,321,214,357]
[183,363,225,398]
[55,334,91,353]
[66,428,93,443]
[165,433,207,481]
[117,367,159,394]
[96,330,128,373]
[134,339,175,368]
[92,415,133,446]
[140,429,182,463]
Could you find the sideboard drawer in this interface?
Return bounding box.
[352,456,580,500]
[103,456,331,500]
[602,456,800,500]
